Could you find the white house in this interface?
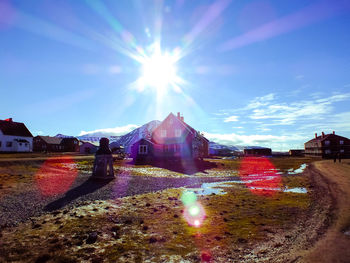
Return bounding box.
[0,118,33,152]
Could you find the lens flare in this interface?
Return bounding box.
[194,220,200,227]
[189,205,200,216]
[239,157,282,196]
[35,157,78,197]
[181,191,197,206]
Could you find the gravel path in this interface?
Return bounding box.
[0,172,236,227]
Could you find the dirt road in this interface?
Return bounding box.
[302,159,350,263]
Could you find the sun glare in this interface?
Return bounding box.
[141,52,177,89]
[136,43,182,94]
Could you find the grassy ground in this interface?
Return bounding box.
[0,156,320,262]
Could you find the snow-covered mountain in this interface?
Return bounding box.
[110,120,161,152]
[209,141,240,151]
[56,121,265,154]
[75,120,161,152]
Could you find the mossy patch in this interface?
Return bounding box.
[1,180,310,262]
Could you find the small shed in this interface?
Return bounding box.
[130,138,155,163]
[79,141,98,154]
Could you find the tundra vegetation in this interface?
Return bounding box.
[0,156,330,262]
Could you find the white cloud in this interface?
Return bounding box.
[204,131,306,151]
[79,124,139,136]
[295,75,304,80]
[224,115,239,122]
[249,92,350,125]
[246,93,275,110]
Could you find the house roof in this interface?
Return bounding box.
[305,133,349,144]
[156,112,208,140]
[80,141,99,147]
[37,136,62,145]
[0,120,33,137]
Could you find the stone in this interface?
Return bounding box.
[86,232,98,244]
[35,254,51,263]
[149,237,157,243]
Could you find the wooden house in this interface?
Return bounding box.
[289,149,305,156]
[304,131,350,158]
[244,147,272,156]
[131,112,209,162]
[0,118,33,152]
[33,136,79,152]
[61,137,79,152]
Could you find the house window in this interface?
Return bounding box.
[175,129,181,137]
[324,140,330,146]
[340,149,344,153]
[74,140,77,144]
[6,141,12,147]
[0,141,2,147]
[139,145,148,154]
[164,145,169,152]
[19,143,22,146]
[325,149,331,154]
[25,143,28,147]
[161,130,167,137]
[340,140,344,145]
[174,144,181,152]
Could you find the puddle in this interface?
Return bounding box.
[287,164,307,175]
[284,187,307,193]
[249,186,307,193]
[185,180,308,196]
[185,180,238,195]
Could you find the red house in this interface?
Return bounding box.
[131,113,209,162]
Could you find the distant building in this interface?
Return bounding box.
[289,149,305,156]
[131,112,209,162]
[61,137,79,152]
[244,147,272,156]
[0,118,33,152]
[79,141,98,154]
[33,136,79,152]
[304,131,350,158]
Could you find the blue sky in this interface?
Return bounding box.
[1,0,350,150]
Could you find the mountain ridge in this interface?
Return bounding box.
[56,120,266,153]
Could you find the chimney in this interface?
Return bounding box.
[333,131,335,135]
[322,132,325,138]
[315,133,317,139]
[177,112,180,119]
[180,115,184,122]
[5,118,13,122]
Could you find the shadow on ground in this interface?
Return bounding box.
[44,178,113,211]
[128,159,217,175]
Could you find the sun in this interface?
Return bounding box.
[141,52,177,89]
[138,44,181,92]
